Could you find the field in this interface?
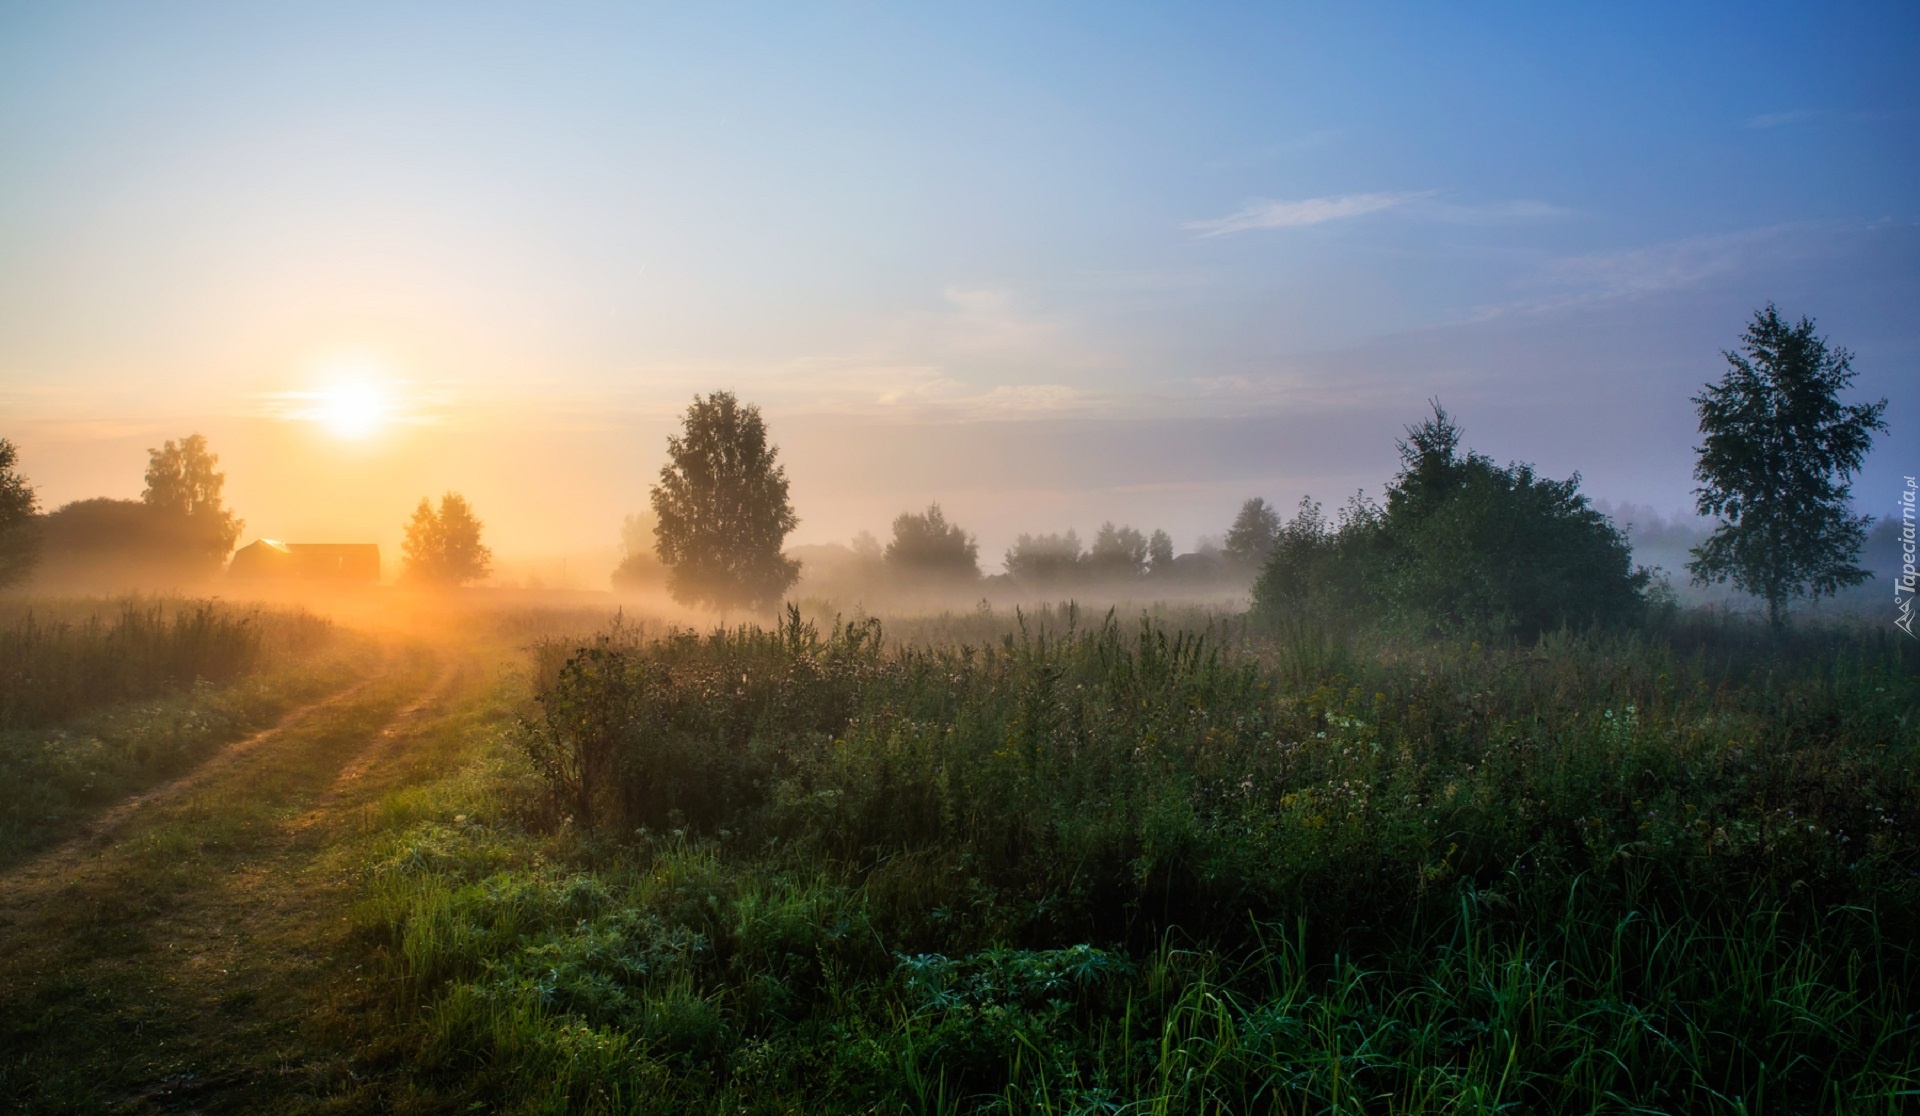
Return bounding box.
[0,597,1915,1113]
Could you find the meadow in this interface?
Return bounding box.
[0,597,353,863]
[349,604,1920,1113]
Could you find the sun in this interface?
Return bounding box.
[312,379,391,439]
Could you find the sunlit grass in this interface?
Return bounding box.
[0,604,368,865]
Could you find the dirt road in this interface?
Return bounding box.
[0,639,480,1113]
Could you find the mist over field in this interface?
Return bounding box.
[2,3,1918,1112]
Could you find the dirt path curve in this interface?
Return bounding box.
[0,668,387,897]
[0,639,472,1112]
[284,655,463,833]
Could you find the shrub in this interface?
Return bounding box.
[1254,405,1650,638]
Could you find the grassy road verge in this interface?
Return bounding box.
[0,639,465,1112]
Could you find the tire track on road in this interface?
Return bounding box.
[0,675,383,901]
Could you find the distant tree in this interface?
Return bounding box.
[1087,522,1149,580]
[403,492,493,586]
[1224,498,1282,567]
[1384,413,1644,635]
[1688,305,1888,630]
[1252,406,1649,638]
[0,438,40,587]
[850,530,883,564]
[1004,530,1085,588]
[1147,528,1175,575]
[143,433,243,570]
[885,503,980,582]
[612,511,667,591]
[651,391,800,611]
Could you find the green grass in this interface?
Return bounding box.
[0,640,445,1114]
[0,598,361,864]
[0,597,333,729]
[347,607,1919,1113]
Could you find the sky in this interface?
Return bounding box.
[1,1,1915,583]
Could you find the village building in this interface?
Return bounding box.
[228,540,380,583]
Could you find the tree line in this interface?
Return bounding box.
[0,304,1891,629]
[0,435,244,589]
[618,305,1888,634]
[0,433,494,589]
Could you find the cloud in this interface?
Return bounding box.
[1539,226,1807,296]
[1185,191,1566,237]
[1469,223,1831,320]
[932,285,1065,354]
[1746,109,1819,129]
[1420,198,1570,223]
[1185,191,1432,236]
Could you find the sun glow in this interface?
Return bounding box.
[312,378,391,439]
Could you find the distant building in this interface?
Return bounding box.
[229,540,380,584]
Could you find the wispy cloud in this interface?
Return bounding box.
[1539,225,1807,296]
[1185,191,1433,237]
[1470,223,1832,320]
[1746,109,1819,129]
[1185,191,1566,237]
[596,283,1114,424]
[1422,198,1570,223]
[252,381,448,428]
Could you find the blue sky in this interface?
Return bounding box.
[1,2,1914,571]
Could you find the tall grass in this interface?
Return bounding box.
[362,607,1918,1112]
[0,599,330,729]
[0,598,346,861]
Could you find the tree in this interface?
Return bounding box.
[650,391,800,611]
[1004,530,1085,588]
[1688,306,1888,630]
[0,438,40,587]
[1147,529,1175,575]
[1088,521,1149,580]
[1224,498,1282,567]
[885,503,980,582]
[1252,405,1649,638]
[403,492,493,585]
[143,433,243,570]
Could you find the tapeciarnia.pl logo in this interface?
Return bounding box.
[1897,476,1916,638]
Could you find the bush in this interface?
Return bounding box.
[1254,405,1650,638]
[374,608,1920,1110]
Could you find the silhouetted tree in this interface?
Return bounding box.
[1088,521,1149,580]
[1005,530,1084,588]
[885,503,980,582]
[1224,497,1282,567]
[143,433,243,571]
[1688,305,1888,630]
[0,438,39,587]
[403,492,493,585]
[1147,529,1175,575]
[651,391,800,611]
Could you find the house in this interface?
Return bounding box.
[229,540,380,583]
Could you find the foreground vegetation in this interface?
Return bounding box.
[354,607,1918,1112]
[0,598,333,729]
[0,598,348,862]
